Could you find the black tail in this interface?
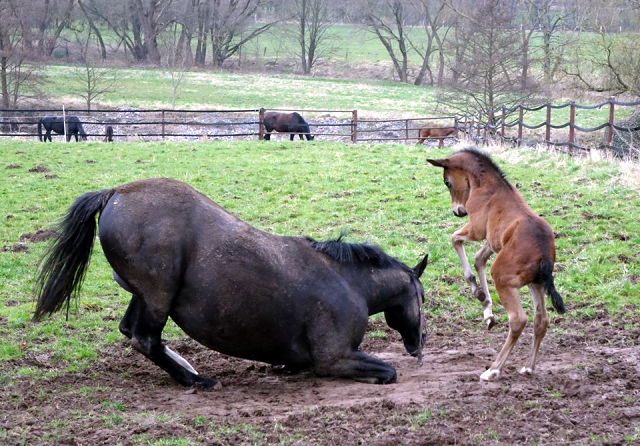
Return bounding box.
[33,189,115,321]
[538,260,566,314]
[78,122,88,140]
[37,118,43,141]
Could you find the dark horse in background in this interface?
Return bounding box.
[34,178,428,388]
[38,116,87,142]
[264,111,314,140]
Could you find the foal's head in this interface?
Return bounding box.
[427,148,508,218]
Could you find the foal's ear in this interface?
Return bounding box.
[426,158,448,168]
[413,254,429,278]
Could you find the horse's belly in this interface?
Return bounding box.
[170,304,312,367]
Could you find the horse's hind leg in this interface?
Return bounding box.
[122,290,216,389]
[474,243,496,329]
[315,351,397,384]
[520,283,549,375]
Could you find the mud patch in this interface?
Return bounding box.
[19,229,58,243]
[5,164,21,169]
[1,242,29,252]
[28,165,50,173]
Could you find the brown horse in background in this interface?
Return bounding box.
[264,112,314,141]
[417,127,456,147]
[427,148,565,381]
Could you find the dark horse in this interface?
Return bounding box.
[38,116,87,142]
[264,112,314,140]
[34,178,428,388]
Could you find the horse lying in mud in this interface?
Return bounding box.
[34,178,428,388]
[428,148,565,381]
[417,127,456,148]
[38,116,87,142]
[264,112,314,141]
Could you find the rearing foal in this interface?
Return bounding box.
[427,149,565,381]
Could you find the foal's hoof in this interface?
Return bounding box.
[485,316,496,331]
[473,289,486,302]
[480,369,500,381]
[519,367,534,375]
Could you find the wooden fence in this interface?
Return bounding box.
[460,97,640,155]
[0,107,458,145]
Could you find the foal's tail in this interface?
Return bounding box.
[33,189,115,321]
[37,118,43,141]
[538,260,566,314]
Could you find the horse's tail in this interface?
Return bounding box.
[78,120,88,140]
[33,188,115,321]
[37,118,43,141]
[537,260,566,314]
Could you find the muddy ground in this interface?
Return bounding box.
[1,309,639,446]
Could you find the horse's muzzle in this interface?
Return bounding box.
[453,209,468,218]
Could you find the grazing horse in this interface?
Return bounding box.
[34,178,428,388]
[104,125,114,142]
[264,112,314,141]
[427,148,565,381]
[38,116,87,142]
[417,127,456,148]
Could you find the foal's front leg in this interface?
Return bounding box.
[452,227,494,329]
[474,243,496,330]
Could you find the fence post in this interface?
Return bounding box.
[161,110,166,140]
[501,106,506,142]
[62,105,67,142]
[569,101,575,153]
[405,119,409,143]
[607,96,615,146]
[351,109,358,143]
[517,104,523,147]
[476,111,482,141]
[545,102,551,147]
[454,117,459,139]
[258,108,265,140]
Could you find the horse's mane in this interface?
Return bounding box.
[459,148,511,185]
[307,234,411,273]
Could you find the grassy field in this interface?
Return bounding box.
[1,139,639,365]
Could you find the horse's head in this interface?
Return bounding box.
[383,254,428,359]
[427,156,470,217]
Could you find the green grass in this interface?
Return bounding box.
[1,138,638,380]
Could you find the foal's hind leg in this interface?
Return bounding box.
[520,283,549,375]
[480,259,528,381]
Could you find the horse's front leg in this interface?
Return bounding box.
[451,226,490,326]
[474,243,496,330]
[314,350,397,384]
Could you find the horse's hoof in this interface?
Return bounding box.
[480,369,500,381]
[519,367,534,375]
[474,289,486,302]
[485,316,496,331]
[194,376,220,390]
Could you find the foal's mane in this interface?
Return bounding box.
[459,148,511,186]
[307,234,411,273]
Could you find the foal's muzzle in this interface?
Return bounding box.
[453,208,468,218]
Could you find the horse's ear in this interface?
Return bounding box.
[427,158,448,168]
[413,254,429,278]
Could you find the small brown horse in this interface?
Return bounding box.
[427,148,565,381]
[417,127,456,147]
[264,112,314,141]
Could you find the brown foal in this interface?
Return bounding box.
[427,148,565,381]
[416,127,456,147]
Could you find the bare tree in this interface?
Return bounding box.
[0,1,46,111]
[162,22,188,107]
[407,0,450,86]
[443,0,530,116]
[291,0,334,74]
[361,0,412,83]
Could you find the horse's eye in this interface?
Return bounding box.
[444,179,451,188]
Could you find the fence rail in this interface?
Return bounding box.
[1,100,638,156]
